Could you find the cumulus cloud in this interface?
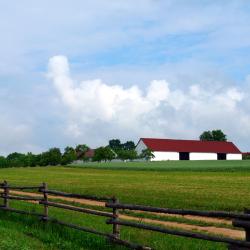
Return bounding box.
[48,55,250,149]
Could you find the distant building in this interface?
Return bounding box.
[135,138,242,161]
[242,152,250,158]
[84,149,95,159]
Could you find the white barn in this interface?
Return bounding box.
[136,138,242,161]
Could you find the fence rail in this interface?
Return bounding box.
[0,180,249,250]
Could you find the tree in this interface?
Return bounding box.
[109,139,121,151]
[109,139,136,152]
[199,131,213,141]
[140,149,155,161]
[123,141,136,150]
[0,156,8,168]
[243,154,250,160]
[117,149,137,161]
[62,147,77,165]
[199,129,227,141]
[39,152,50,166]
[211,130,227,141]
[6,152,27,167]
[93,146,116,162]
[75,144,89,160]
[39,148,62,166]
[48,148,62,165]
[26,152,38,167]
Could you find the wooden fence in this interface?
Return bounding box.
[0,181,250,250]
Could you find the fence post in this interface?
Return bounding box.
[3,180,9,208]
[112,197,120,240]
[229,209,250,250]
[244,209,250,242]
[42,182,48,221]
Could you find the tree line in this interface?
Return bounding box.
[0,139,154,168]
[0,129,246,168]
[0,144,89,168]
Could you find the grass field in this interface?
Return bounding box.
[0,160,249,249]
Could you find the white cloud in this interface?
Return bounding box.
[0,116,40,155]
[48,55,250,150]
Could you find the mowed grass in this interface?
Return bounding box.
[71,160,250,172]
[0,202,225,250]
[0,160,249,249]
[1,160,250,211]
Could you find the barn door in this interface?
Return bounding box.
[179,152,190,160]
[217,153,226,160]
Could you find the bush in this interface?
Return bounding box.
[243,154,250,160]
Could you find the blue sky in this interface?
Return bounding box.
[1,0,250,154]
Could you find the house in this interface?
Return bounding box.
[84,149,95,159]
[135,138,242,161]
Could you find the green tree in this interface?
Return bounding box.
[93,146,115,162]
[62,147,77,165]
[75,144,89,160]
[211,130,227,141]
[109,139,121,151]
[6,152,27,167]
[0,156,8,168]
[48,148,62,165]
[199,131,213,141]
[117,149,137,161]
[243,153,250,160]
[199,129,227,141]
[140,148,155,161]
[39,152,50,166]
[39,148,62,166]
[26,152,38,167]
[123,141,136,150]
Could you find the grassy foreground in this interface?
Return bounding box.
[0,200,225,250]
[1,160,250,211]
[0,160,249,249]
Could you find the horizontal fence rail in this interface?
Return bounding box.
[107,219,250,249]
[0,180,250,250]
[39,200,113,218]
[40,189,110,202]
[106,202,250,220]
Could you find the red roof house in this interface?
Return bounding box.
[84,149,95,159]
[136,138,242,161]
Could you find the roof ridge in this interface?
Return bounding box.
[139,138,241,154]
[140,138,233,143]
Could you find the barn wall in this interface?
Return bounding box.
[227,154,242,160]
[135,140,147,155]
[190,153,217,160]
[151,152,179,161]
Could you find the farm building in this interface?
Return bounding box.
[135,138,242,161]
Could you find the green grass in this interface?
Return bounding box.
[71,160,250,172]
[0,201,225,250]
[0,160,249,249]
[1,161,250,211]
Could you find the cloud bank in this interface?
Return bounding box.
[48,55,250,149]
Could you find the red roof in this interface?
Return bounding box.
[84,149,95,158]
[140,138,241,154]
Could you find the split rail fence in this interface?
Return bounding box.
[0,181,250,250]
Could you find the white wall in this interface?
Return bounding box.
[135,140,147,155]
[135,139,243,161]
[227,154,242,160]
[151,151,179,161]
[190,153,217,160]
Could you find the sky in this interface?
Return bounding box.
[1,0,250,155]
